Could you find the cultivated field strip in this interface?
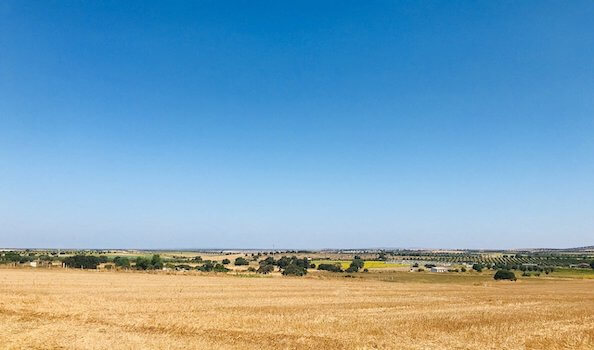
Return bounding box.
[0,269,593,349]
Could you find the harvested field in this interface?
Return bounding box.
[0,269,593,349]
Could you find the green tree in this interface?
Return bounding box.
[257,264,275,274]
[494,270,517,281]
[63,255,101,269]
[113,256,130,268]
[213,263,230,272]
[135,257,151,270]
[317,263,343,272]
[282,263,307,276]
[151,254,163,269]
[234,257,249,266]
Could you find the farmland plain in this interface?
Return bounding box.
[0,268,593,349]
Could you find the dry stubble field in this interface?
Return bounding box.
[0,269,593,349]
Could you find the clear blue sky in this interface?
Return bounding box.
[1,1,593,249]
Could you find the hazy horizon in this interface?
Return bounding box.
[2,1,593,249]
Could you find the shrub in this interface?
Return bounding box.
[317,263,343,272]
[261,257,276,266]
[257,264,275,274]
[63,255,101,269]
[276,256,292,268]
[282,263,307,276]
[113,256,130,268]
[494,270,517,281]
[472,263,484,272]
[198,262,214,272]
[247,267,256,272]
[351,258,364,269]
[234,257,249,266]
[345,265,359,273]
[151,255,163,270]
[222,259,231,265]
[213,263,230,272]
[345,258,364,273]
[135,257,152,270]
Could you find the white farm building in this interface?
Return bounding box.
[430,266,449,273]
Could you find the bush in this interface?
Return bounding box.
[247,266,256,272]
[222,258,231,265]
[472,263,484,272]
[261,257,276,266]
[213,263,230,272]
[282,263,307,276]
[134,255,163,270]
[317,263,343,272]
[494,270,517,281]
[135,257,152,270]
[276,256,292,268]
[151,255,163,270]
[257,264,275,274]
[345,265,359,273]
[345,258,364,273]
[234,257,249,266]
[198,262,214,272]
[63,255,101,269]
[113,256,130,268]
[351,258,364,269]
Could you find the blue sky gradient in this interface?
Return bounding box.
[1,1,593,249]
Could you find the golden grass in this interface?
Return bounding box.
[0,269,593,350]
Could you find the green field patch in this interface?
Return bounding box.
[363,261,408,269]
[549,268,594,279]
[311,260,409,270]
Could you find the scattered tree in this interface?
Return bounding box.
[318,263,343,272]
[257,264,275,274]
[113,256,130,268]
[282,263,307,276]
[234,257,249,266]
[63,255,101,269]
[494,270,517,281]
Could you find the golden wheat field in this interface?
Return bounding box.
[0,269,593,350]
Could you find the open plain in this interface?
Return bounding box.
[0,268,592,349]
